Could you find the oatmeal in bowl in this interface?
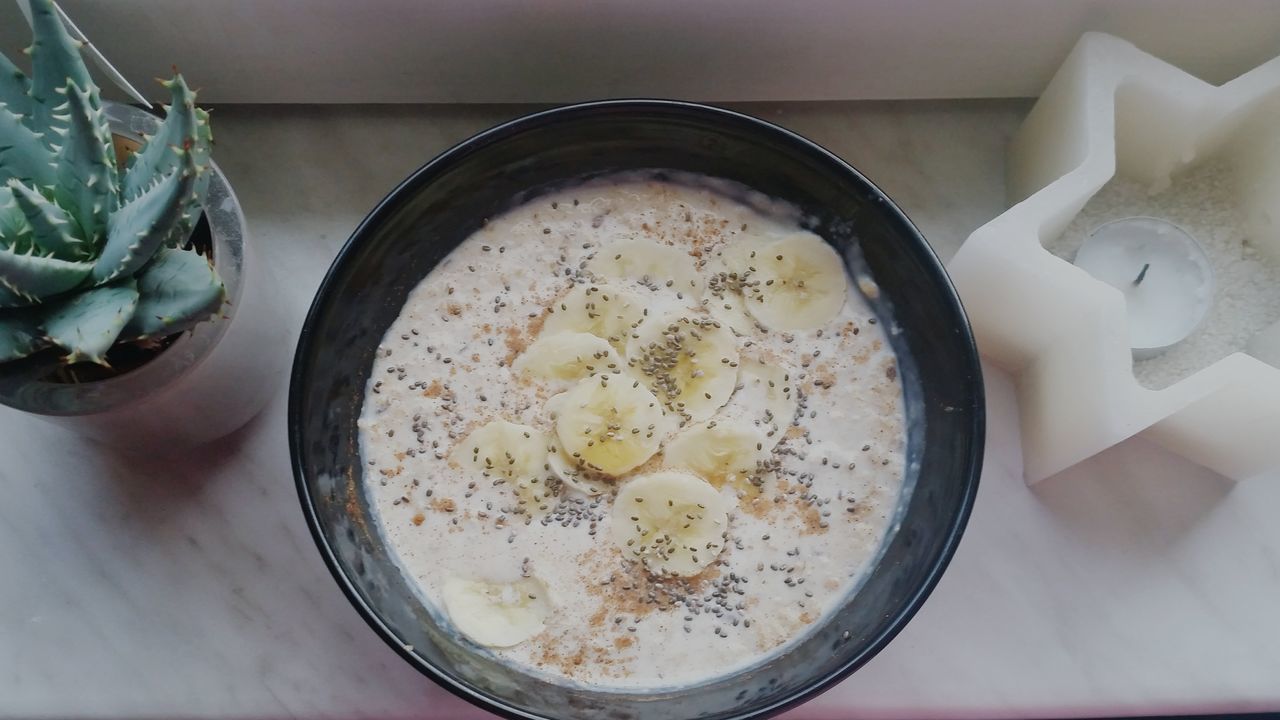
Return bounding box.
[361,174,907,688]
[292,101,982,720]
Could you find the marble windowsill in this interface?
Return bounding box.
[2,101,1278,719]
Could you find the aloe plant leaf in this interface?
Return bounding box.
[8,180,87,260]
[165,106,213,248]
[27,0,95,148]
[92,147,197,285]
[121,79,213,249]
[0,188,37,305]
[0,307,48,361]
[0,52,32,121]
[122,246,224,340]
[0,102,57,189]
[123,75,204,203]
[0,286,40,308]
[0,186,34,254]
[192,107,213,175]
[0,244,92,302]
[164,200,205,250]
[42,279,138,365]
[52,81,115,242]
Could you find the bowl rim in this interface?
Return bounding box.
[289,98,984,720]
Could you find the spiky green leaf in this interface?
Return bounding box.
[53,81,115,242]
[0,287,38,308]
[0,52,32,121]
[0,188,37,306]
[27,0,94,148]
[0,186,34,253]
[0,307,47,361]
[92,147,197,285]
[8,180,87,260]
[123,75,204,203]
[0,243,92,302]
[121,246,224,340]
[0,103,57,189]
[164,204,205,250]
[165,105,213,248]
[192,107,213,175]
[42,279,138,365]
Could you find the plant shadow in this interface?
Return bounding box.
[82,405,276,527]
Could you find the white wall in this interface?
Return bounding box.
[1,0,1278,103]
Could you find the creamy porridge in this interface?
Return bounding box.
[359,173,907,689]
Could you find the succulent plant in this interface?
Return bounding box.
[0,0,224,368]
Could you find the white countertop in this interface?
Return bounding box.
[2,101,1277,719]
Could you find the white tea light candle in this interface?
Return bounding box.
[1073,217,1214,359]
[1049,161,1278,390]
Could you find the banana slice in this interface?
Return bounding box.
[450,420,557,513]
[542,393,615,494]
[662,421,772,496]
[704,289,760,337]
[553,374,666,476]
[743,232,848,331]
[702,299,751,335]
[546,444,612,496]
[541,283,645,352]
[586,238,703,295]
[627,313,739,424]
[713,237,769,277]
[512,331,620,384]
[442,576,552,647]
[611,471,730,577]
[728,358,798,445]
[544,391,569,421]
[703,239,772,335]
[702,260,760,336]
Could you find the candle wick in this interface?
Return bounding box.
[1133,263,1151,286]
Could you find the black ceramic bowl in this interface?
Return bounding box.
[290,100,983,720]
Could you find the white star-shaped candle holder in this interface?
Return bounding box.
[949,32,1280,484]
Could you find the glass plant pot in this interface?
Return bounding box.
[0,102,286,451]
